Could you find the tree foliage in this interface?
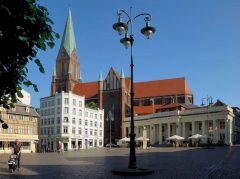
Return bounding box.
[0,0,59,128]
[86,101,98,109]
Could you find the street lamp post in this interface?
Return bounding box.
[201,96,213,148]
[112,7,155,175]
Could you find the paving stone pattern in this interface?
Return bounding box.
[0,146,240,179]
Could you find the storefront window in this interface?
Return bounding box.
[22,142,30,150]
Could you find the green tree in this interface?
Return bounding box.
[0,0,59,128]
[86,101,98,109]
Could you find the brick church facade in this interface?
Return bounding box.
[51,9,194,144]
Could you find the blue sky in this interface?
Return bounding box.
[25,0,240,108]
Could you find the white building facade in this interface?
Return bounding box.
[124,104,240,146]
[40,92,104,151]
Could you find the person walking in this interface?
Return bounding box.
[13,139,22,169]
[57,142,62,154]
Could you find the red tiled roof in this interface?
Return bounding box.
[73,81,98,99]
[134,105,162,116]
[134,77,192,98]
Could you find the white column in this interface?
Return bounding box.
[229,119,233,146]
[202,120,206,135]
[177,122,181,136]
[182,122,186,139]
[135,126,139,138]
[213,119,217,143]
[225,119,229,145]
[192,121,195,135]
[167,123,171,138]
[150,125,154,145]
[159,123,163,144]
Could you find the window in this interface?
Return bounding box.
[57,98,60,105]
[72,108,76,115]
[94,121,97,127]
[100,122,102,128]
[18,126,24,134]
[162,126,164,132]
[19,115,24,120]
[8,114,14,119]
[51,118,54,124]
[57,127,60,134]
[90,113,93,118]
[63,117,69,122]
[100,114,102,120]
[57,107,60,114]
[199,123,202,130]
[57,117,60,124]
[78,128,82,135]
[220,121,225,129]
[94,129,97,136]
[189,124,192,131]
[64,107,69,114]
[79,119,82,125]
[79,101,82,107]
[72,118,76,124]
[79,109,82,116]
[99,130,102,136]
[95,114,97,119]
[99,140,102,146]
[73,99,76,105]
[25,107,30,113]
[64,98,69,105]
[85,120,88,126]
[90,121,93,127]
[170,125,172,132]
[90,129,93,135]
[28,127,33,134]
[85,112,88,117]
[85,129,88,135]
[63,126,68,134]
[164,97,171,104]
[72,127,76,134]
[29,116,33,121]
[155,98,163,105]
[48,118,50,125]
[51,108,54,115]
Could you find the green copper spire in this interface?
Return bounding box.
[120,67,125,78]
[61,8,76,56]
[98,71,103,81]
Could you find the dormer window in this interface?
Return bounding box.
[25,107,30,113]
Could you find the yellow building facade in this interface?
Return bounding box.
[0,103,39,153]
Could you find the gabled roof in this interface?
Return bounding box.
[213,100,227,107]
[60,8,76,56]
[134,77,192,98]
[73,81,98,99]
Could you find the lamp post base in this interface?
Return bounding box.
[112,168,154,176]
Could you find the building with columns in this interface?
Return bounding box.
[49,8,197,145]
[124,100,240,146]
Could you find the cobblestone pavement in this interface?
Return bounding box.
[0,146,240,179]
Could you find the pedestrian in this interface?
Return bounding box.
[13,139,22,169]
[57,142,62,154]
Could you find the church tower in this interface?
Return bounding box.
[51,9,81,95]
